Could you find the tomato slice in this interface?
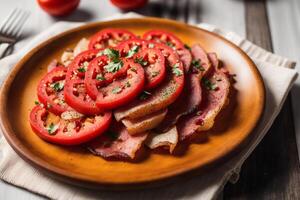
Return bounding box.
[118,39,166,89]
[64,49,102,115]
[143,30,192,72]
[29,105,112,145]
[37,66,69,115]
[114,42,185,120]
[85,56,145,110]
[88,29,136,50]
[132,48,166,89]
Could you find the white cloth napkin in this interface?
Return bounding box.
[0,13,297,200]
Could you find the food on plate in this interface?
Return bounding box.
[37,0,80,16]
[29,105,111,145]
[110,0,148,10]
[29,28,234,161]
[146,126,178,153]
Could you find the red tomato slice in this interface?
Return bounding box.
[143,30,192,72]
[64,49,102,115]
[117,39,166,89]
[88,29,136,50]
[85,57,145,110]
[114,42,185,120]
[37,66,69,115]
[132,48,166,89]
[29,105,112,145]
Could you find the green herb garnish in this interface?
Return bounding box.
[139,90,151,100]
[103,48,120,60]
[34,101,40,105]
[104,60,123,73]
[112,87,122,94]
[51,82,64,92]
[46,123,59,135]
[202,78,217,90]
[172,63,183,76]
[166,41,175,47]
[184,44,191,50]
[134,57,148,67]
[191,59,205,71]
[126,45,139,58]
[96,74,105,81]
[78,67,86,73]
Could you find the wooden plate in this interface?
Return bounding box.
[0,17,265,189]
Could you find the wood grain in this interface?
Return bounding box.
[223,0,300,199]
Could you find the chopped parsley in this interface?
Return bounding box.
[184,44,191,50]
[202,78,217,90]
[126,45,139,58]
[151,71,159,78]
[34,101,40,105]
[172,63,183,76]
[51,81,64,91]
[192,59,205,71]
[139,90,151,100]
[104,60,123,73]
[162,85,176,99]
[103,48,120,60]
[78,67,86,73]
[46,123,59,135]
[96,74,105,81]
[166,41,175,47]
[134,57,148,66]
[112,87,122,94]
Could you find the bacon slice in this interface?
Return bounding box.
[122,109,167,135]
[146,126,178,153]
[178,55,230,141]
[88,123,147,160]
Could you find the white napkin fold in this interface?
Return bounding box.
[0,13,298,200]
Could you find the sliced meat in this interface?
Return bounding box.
[177,48,192,72]
[156,73,201,132]
[60,38,90,66]
[146,126,178,153]
[191,44,211,75]
[73,38,89,57]
[88,123,147,160]
[114,44,184,121]
[47,59,59,72]
[178,56,230,141]
[122,109,167,135]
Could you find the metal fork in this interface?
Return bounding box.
[0,8,29,59]
[0,8,30,44]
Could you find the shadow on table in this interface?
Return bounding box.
[51,8,94,22]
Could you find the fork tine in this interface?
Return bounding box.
[12,11,29,39]
[0,8,18,33]
[3,8,24,36]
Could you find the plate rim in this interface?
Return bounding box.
[0,17,265,188]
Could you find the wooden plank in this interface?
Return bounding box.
[223,0,300,199]
[267,0,300,159]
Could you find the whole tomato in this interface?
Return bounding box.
[110,0,148,10]
[37,0,80,16]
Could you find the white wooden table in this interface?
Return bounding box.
[0,0,299,199]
